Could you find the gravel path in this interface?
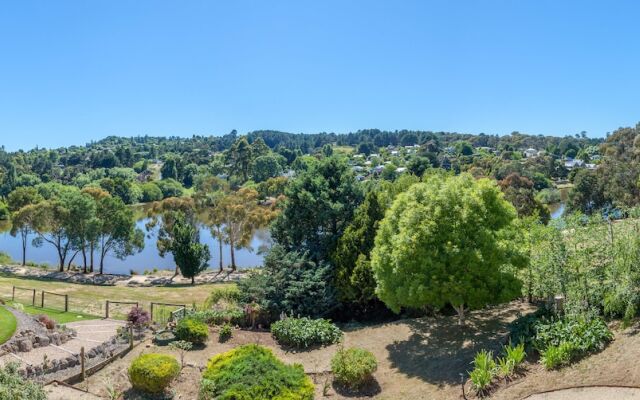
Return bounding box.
[525,386,640,399]
[0,318,125,368]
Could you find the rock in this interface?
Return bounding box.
[18,339,33,352]
[36,335,50,346]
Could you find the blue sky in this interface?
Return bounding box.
[1,1,639,151]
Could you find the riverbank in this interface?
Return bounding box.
[0,264,248,287]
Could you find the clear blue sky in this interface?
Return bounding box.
[1,1,639,151]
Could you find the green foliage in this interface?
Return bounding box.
[167,212,210,284]
[536,188,561,204]
[237,245,338,319]
[219,323,233,342]
[496,343,526,379]
[533,316,612,355]
[331,347,378,389]
[175,318,209,344]
[204,286,242,309]
[188,308,245,326]
[271,317,343,349]
[371,173,524,324]
[333,190,385,308]
[128,353,180,394]
[200,344,314,400]
[140,182,163,202]
[271,156,362,262]
[468,350,496,395]
[541,342,575,370]
[253,154,284,183]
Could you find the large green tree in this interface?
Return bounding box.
[371,173,523,325]
[333,190,385,309]
[272,156,362,262]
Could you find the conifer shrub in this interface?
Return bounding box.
[128,353,180,394]
[175,317,209,344]
[199,344,314,400]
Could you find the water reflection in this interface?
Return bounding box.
[0,217,270,275]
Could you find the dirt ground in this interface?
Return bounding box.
[73,301,533,400]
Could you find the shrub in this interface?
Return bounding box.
[237,245,338,320]
[128,353,180,394]
[271,317,343,349]
[175,318,209,344]
[200,344,314,400]
[541,342,575,370]
[219,323,232,342]
[37,315,56,330]
[468,350,496,395]
[127,306,151,330]
[188,308,245,326]
[331,347,378,389]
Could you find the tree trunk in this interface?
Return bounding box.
[89,242,95,273]
[191,276,195,285]
[82,247,88,274]
[231,246,236,272]
[21,229,27,266]
[454,304,466,326]
[218,228,224,272]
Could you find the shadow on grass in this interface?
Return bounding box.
[386,305,522,386]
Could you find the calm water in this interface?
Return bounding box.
[0,218,271,275]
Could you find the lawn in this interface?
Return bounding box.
[0,306,17,344]
[0,272,229,318]
[19,304,100,324]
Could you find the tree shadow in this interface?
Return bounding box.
[386,305,522,386]
[332,378,382,397]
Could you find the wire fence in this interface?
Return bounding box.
[3,285,194,325]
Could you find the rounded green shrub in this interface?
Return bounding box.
[271,317,343,349]
[128,353,180,394]
[331,347,378,389]
[200,344,314,400]
[175,317,209,344]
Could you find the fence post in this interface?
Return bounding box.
[32,289,36,306]
[64,295,68,312]
[106,300,109,319]
[41,291,44,308]
[80,347,86,382]
[11,286,14,301]
[129,325,134,350]
[150,303,154,321]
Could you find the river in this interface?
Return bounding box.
[0,218,271,275]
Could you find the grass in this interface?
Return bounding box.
[0,272,231,318]
[20,304,100,324]
[0,306,17,344]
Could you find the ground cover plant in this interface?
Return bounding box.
[199,344,314,400]
[128,353,180,394]
[271,317,343,349]
[0,363,46,400]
